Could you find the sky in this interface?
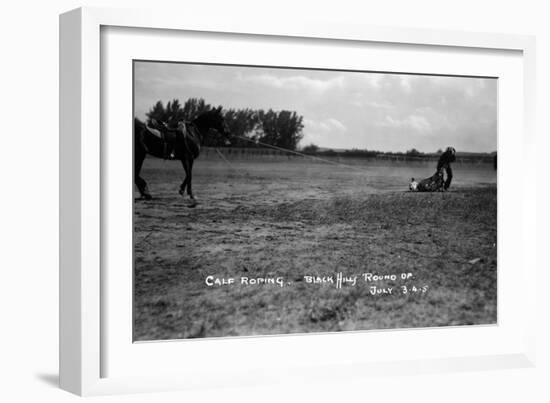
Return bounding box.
[134,61,497,153]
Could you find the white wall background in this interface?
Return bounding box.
[0,0,548,402]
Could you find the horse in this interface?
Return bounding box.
[134,108,231,206]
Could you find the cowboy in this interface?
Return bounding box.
[437,146,456,190]
[409,147,455,192]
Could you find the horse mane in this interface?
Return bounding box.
[192,108,222,125]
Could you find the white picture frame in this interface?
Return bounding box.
[59,6,537,396]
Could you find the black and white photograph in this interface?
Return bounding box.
[5,0,549,400]
[133,61,497,341]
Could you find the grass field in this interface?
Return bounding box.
[133,155,497,341]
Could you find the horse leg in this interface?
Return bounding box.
[179,158,189,197]
[135,152,152,200]
[186,159,196,202]
[179,158,196,207]
[444,165,453,190]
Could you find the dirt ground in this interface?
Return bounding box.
[133,155,497,341]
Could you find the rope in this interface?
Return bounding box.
[234,135,371,173]
[214,147,237,170]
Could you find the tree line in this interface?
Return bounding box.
[141,98,304,150]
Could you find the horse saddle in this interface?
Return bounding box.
[144,123,163,139]
[143,120,200,160]
[144,122,177,159]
